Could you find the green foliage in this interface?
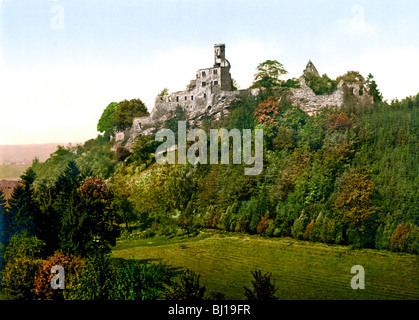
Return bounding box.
[163,269,206,300]
[366,73,383,104]
[251,60,288,89]
[113,98,149,131]
[110,259,172,300]
[244,270,278,300]
[4,168,38,239]
[158,88,169,97]
[304,72,337,95]
[336,71,365,84]
[0,233,45,300]
[97,102,119,136]
[59,176,120,257]
[63,252,114,300]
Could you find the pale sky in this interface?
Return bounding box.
[1,0,418,145]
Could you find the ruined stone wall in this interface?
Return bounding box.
[113,46,373,150]
[289,78,373,115]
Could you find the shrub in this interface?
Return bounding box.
[1,258,42,300]
[244,270,278,300]
[256,216,270,235]
[304,73,337,95]
[63,253,114,300]
[389,224,413,252]
[163,269,206,300]
[1,233,45,299]
[273,127,296,150]
[303,220,315,241]
[205,216,218,229]
[33,252,83,300]
[327,113,354,131]
[109,259,172,300]
[254,96,281,125]
[336,71,365,84]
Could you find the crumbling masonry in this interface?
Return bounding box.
[115,44,373,149]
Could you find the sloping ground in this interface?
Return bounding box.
[112,231,419,300]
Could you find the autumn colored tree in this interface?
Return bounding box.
[389,224,412,252]
[327,113,354,131]
[33,252,83,300]
[256,216,270,235]
[254,96,281,125]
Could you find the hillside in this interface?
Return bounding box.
[1,67,418,301]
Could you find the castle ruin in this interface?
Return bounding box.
[115,44,372,149]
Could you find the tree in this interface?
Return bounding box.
[254,96,281,125]
[97,102,119,136]
[334,167,379,246]
[366,73,383,103]
[158,88,169,96]
[163,269,206,300]
[251,60,288,89]
[113,98,149,131]
[244,270,278,300]
[4,168,38,240]
[33,252,83,300]
[59,176,120,257]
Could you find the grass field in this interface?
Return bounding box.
[112,230,419,300]
[0,164,31,180]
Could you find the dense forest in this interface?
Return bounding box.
[0,62,418,300]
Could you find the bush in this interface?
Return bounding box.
[0,234,46,299]
[1,258,42,300]
[389,224,418,253]
[63,253,114,300]
[304,73,337,95]
[163,269,206,300]
[33,252,83,300]
[244,270,278,300]
[256,216,270,235]
[109,259,172,300]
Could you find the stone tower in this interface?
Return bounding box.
[214,44,229,67]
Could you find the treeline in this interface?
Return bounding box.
[110,88,419,253]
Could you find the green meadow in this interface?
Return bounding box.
[112,230,419,300]
[0,164,31,180]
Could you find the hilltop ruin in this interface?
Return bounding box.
[115,44,373,149]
